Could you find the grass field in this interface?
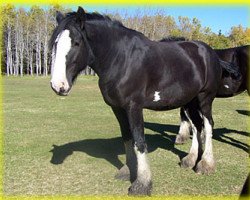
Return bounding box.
[2,76,249,197]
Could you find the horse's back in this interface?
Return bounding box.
[159,40,221,88]
[141,40,221,110]
[99,38,221,110]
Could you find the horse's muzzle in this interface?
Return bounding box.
[50,82,70,96]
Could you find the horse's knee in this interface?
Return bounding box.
[134,140,147,153]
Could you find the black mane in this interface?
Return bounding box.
[68,11,122,24]
[159,36,187,42]
[49,11,123,50]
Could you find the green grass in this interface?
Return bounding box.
[3,76,249,196]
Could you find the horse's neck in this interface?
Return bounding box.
[86,22,149,78]
[87,23,124,76]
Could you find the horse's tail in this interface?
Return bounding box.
[219,59,242,81]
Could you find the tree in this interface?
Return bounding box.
[1,4,15,76]
[15,8,26,76]
[178,16,193,40]
[229,25,249,47]
[191,17,202,40]
[1,5,249,76]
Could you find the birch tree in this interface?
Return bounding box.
[1,5,250,76]
[17,8,26,76]
[1,4,15,76]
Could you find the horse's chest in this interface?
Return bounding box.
[98,82,122,107]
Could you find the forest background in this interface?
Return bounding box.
[1,4,250,76]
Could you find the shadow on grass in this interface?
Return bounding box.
[213,128,249,153]
[50,138,124,168]
[236,110,250,116]
[145,121,249,154]
[50,121,249,170]
[50,123,187,169]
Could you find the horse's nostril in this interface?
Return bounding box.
[59,87,65,93]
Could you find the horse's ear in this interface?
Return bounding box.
[56,11,64,24]
[76,6,86,29]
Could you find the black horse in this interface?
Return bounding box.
[50,7,222,195]
[216,45,249,96]
[160,37,248,96]
[174,44,249,144]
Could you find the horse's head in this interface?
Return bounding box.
[50,7,94,96]
[50,144,73,164]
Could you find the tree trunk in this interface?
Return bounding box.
[14,19,19,76]
[6,20,12,76]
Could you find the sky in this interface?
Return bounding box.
[70,5,249,35]
[22,4,249,35]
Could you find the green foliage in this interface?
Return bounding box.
[206,33,231,49]
[0,4,15,27]
[1,5,249,76]
[229,25,250,46]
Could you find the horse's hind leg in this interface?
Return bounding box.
[180,101,203,169]
[195,97,215,174]
[175,107,192,145]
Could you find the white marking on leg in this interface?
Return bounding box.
[179,120,191,135]
[198,111,206,142]
[202,117,214,164]
[224,85,229,89]
[184,110,198,158]
[189,126,198,157]
[50,29,72,93]
[134,145,151,185]
[153,91,161,102]
[198,111,203,118]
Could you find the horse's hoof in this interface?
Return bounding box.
[175,134,189,145]
[115,165,130,181]
[195,159,215,175]
[128,180,152,196]
[180,154,196,169]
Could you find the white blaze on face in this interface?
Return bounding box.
[153,91,161,102]
[51,29,72,93]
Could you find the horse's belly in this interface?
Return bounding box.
[143,81,200,110]
[143,91,195,111]
[144,104,181,111]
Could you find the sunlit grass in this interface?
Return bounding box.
[3,76,249,196]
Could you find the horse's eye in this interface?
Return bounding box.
[74,41,80,46]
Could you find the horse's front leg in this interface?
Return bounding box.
[112,107,136,181]
[126,102,152,196]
